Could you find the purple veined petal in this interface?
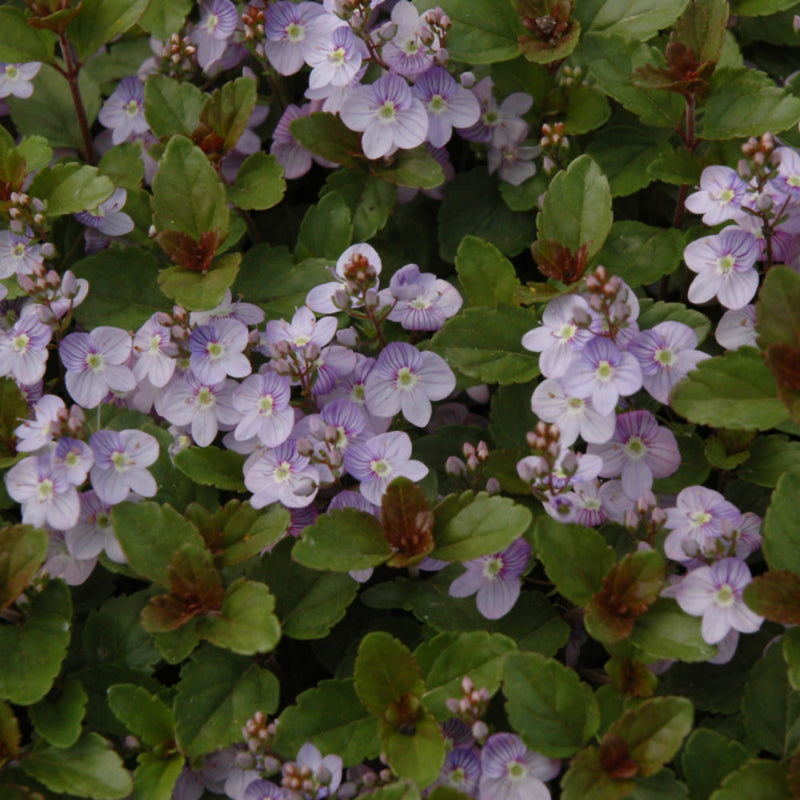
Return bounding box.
[716,267,759,310]
[90,465,130,505]
[476,575,521,619]
[66,369,108,409]
[580,405,617,445]
[688,269,723,305]
[591,380,620,416]
[620,459,653,500]
[390,100,429,150]
[701,608,732,645]
[399,390,432,427]
[727,599,763,634]
[192,409,219,447]
[59,332,91,371]
[361,123,396,160]
[426,114,452,148]
[102,364,137,394]
[449,563,484,598]
[94,326,133,364]
[673,567,716,614]
[418,351,457,400]
[305,281,341,314]
[646,427,681,478]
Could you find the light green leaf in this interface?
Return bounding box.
[144,75,205,138]
[739,435,800,487]
[0,524,48,611]
[295,192,353,261]
[158,252,241,312]
[68,0,149,60]
[228,152,286,211]
[107,684,174,747]
[30,163,114,217]
[433,0,526,63]
[382,714,445,788]
[629,598,717,662]
[371,146,445,189]
[0,7,54,62]
[138,0,193,39]
[598,222,684,288]
[199,77,256,153]
[455,236,519,307]
[321,169,397,241]
[132,753,184,800]
[708,759,792,800]
[174,446,246,492]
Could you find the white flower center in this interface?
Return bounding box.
[595,360,613,381]
[689,510,712,528]
[196,387,216,409]
[396,366,418,390]
[12,333,29,353]
[482,556,503,579]
[715,583,735,607]
[717,255,735,273]
[328,47,346,66]
[36,478,53,501]
[370,458,392,478]
[112,450,133,472]
[287,22,305,42]
[378,101,397,123]
[624,436,647,460]
[258,395,275,415]
[86,352,105,372]
[655,347,676,366]
[274,461,292,482]
[429,95,446,113]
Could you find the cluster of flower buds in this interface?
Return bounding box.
[445,676,491,741]
[582,265,635,340]
[622,489,668,544]
[241,711,279,760]
[558,64,584,87]
[739,132,776,174]
[158,33,197,78]
[7,192,47,237]
[540,121,569,174]
[242,4,266,44]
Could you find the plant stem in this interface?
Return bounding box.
[58,33,96,165]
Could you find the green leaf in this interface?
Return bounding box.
[745,570,800,626]
[295,191,353,262]
[8,64,100,152]
[0,525,48,611]
[98,141,145,190]
[503,652,600,758]
[68,0,149,60]
[784,627,800,691]
[112,500,209,588]
[22,733,132,799]
[215,501,290,566]
[0,579,71,705]
[561,746,634,800]
[731,0,797,14]
[0,7,54,62]
[381,714,445,788]
[431,492,531,562]
[580,34,685,128]
[647,148,704,186]
[289,112,363,168]
[16,135,53,174]
[274,678,379,767]
[292,508,392,572]
[132,753,184,800]
[199,76,256,153]
[321,169,397,241]
[144,75,205,138]
[366,783,423,800]
[534,517,616,606]
[107,684,174,747]
[537,154,613,259]
[354,632,425,716]
[152,135,229,239]
[174,645,279,758]
[196,578,281,655]
[29,679,87,749]
[415,631,516,720]
[173,446,246,492]
[671,348,787,430]
[579,0,690,38]
[629,598,717,662]
[434,0,526,63]
[455,235,519,307]
[546,84,611,135]
[227,152,286,211]
[371,146,445,189]
[708,759,792,800]
[597,222,684,288]
[438,168,535,262]
[761,470,800,572]
[702,69,800,139]
[637,300,711,345]
[158,252,241,312]
[29,163,114,217]
[757,265,800,349]
[681,729,752,800]
[138,0,193,39]
[739,435,800,487]
[430,305,540,385]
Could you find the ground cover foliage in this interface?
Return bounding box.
[4,0,800,798]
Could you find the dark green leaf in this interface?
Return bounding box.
[295,191,353,262]
[586,128,670,198]
[132,753,184,800]
[98,141,145,190]
[228,152,286,211]
[372,146,445,189]
[629,598,717,662]
[647,148,704,186]
[107,684,174,747]
[744,570,800,625]
[68,0,149,60]
[144,75,205,138]
[561,746,634,800]
[0,525,48,611]
[381,713,445,788]
[455,235,519,307]
[435,0,525,63]
[740,435,800,487]
[173,446,246,492]
[681,728,750,800]
[29,679,87,749]
[158,252,241,312]
[707,759,792,800]
[579,0,690,38]
[637,300,711,345]
[548,84,611,135]
[598,222,684,288]
[138,0,193,39]
[199,76,256,153]
[762,470,800,572]
[757,265,800,349]
[321,169,397,241]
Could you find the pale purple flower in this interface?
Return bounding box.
[157,374,239,448]
[671,557,763,645]
[488,127,541,186]
[684,227,760,310]
[74,188,135,238]
[133,315,178,388]
[5,454,80,530]
[343,431,428,504]
[60,327,135,409]
[41,530,97,586]
[271,103,319,180]
[232,371,295,446]
[310,344,358,396]
[306,242,382,315]
[479,733,559,800]
[365,341,455,427]
[561,336,643,416]
[244,440,320,509]
[290,742,342,798]
[189,318,251,384]
[684,166,749,225]
[412,66,481,148]
[517,445,604,494]
[189,0,239,71]
[264,1,333,76]
[189,289,265,328]
[97,76,149,145]
[449,538,530,619]
[380,1,437,79]
[554,480,607,528]
[64,490,125,563]
[0,62,41,99]
[14,394,65,453]
[242,779,285,800]
[340,73,429,160]
[434,748,481,796]
[715,305,757,350]
[53,437,93,486]
[588,410,680,500]
[305,25,366,90]
[456,77,531,146]
[663,486,741,562]
[28,269,89,324]
[0,313,52,385]
[264,306,338,354]
[530,377,616,447]
[629,322,709,404]
[769,147,800,197]
[0,230,45,278]
[89,429,159,505]
[382,263,462,331]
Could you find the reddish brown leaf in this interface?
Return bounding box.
[606,656,657,698]
[380,477,435,568]
[744,570,800,625]
[531,238,591,284]
[157,228,221,272]
[599,732,640,780]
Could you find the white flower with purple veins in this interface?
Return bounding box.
[684,165,749,226]
[53,437,94,486]
[456,77,531,146]
[715,304,757,350]
[380,1,437,79]
[133,315,178,388]
[157,374,239,447]
[530,378,616,447]
[0,313,52,385]
[488,129,541,186]
[74,188,135,238]
[343,431,428,505]
[232,371,295,446]
[412,66,481,148]
[0,62,42,98]
[768,147,800,196]
[241,778,285,800]
[264,1,333,76]
[0,230,45,278]
[663,486,741,562]
[449,538,530,619]
[189,318,251,384]
[5,453,80,530]
[521,294,595,379]
[671,557,763,645]
[434,748,481,796]
[89,429,159,505]
[365,341,456,427]
[383,262,463,331]
[42,530,97,586]
[244,440,320,509]
[189,0,239,70]
[264,306,338,355]
[64,491,125,564]
[629,321,710,404]
[561,336,643,416]
[271,103,321,180]
[479,733,560,800]
[307,242,383,315]
[588,410,680,501]
[340,73,429,160]
[306,25,366,90]
[684,227,760,310]
[97,76,149,145]
[60,326,136,409]
[14,395,65,453]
